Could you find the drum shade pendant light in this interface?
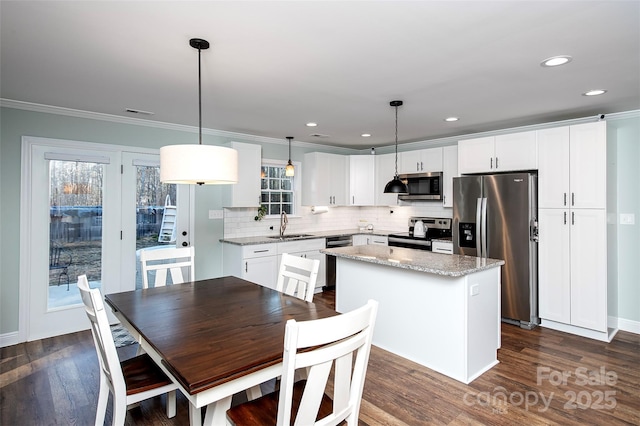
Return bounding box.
[285,136,295,177]
[160,38,238,185]
[384,100,409,194]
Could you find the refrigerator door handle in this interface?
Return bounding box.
[481,197,488,258]
[476,198,482,255]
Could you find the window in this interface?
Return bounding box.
[261,163,295,215]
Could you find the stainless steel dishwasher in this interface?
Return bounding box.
[323,235,353,290]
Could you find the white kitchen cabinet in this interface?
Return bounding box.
[302,152,347,206]
[432,240,453,254]
[442,145,458,208]
[277,239,326,291]
[374,153,399,206]
[222,243,278,289]
[399,147,443,174]
[538,208,607,333]
[349,155,375,206]
[458,131,537,174]
[353,234,388,246]
[223,142,261,207]
[538,122,606,209]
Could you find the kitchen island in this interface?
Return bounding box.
[321,245,504,384]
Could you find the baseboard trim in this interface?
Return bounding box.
[0,331,21,348]
[617,317,640,334]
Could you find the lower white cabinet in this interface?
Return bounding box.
[277,239,326,291]
[224,239,327,293]
[353,234,388,246]
[223,243,278,289]
[432,241,453,254]
[538,208,607,333]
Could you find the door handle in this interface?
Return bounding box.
[181,241,188,247]
[476,198,482,255]
[481,198,488,258]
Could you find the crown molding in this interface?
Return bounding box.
[0,99,359,154]
[3,99,636,156]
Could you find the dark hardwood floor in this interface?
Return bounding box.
[2,290,638,425]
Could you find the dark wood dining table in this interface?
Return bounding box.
[105,275,337,426]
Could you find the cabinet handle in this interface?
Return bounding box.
[572,193,575,206]
[495,157,499,169]
[420,161,424,171]
[490,158,493,169]
[253,249,269,253]
[352,195,355,204]
[417,162,420,171]
[443,194,446,204]
[245,261,248,273]
[564,211,567,225]
[572,211,575,225]
[563,193,567,206]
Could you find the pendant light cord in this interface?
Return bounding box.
[394,104,399,176]
[198,45,202,145]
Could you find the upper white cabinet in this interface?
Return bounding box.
[223,142,261,207]
[458,131,537,174]
[442,145,458,208]
[302,152,348,206]
[349,155,375,206]
[538,122,606,209]
[374,153,398,206]
[399,147,443,174]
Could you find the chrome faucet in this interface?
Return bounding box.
[280,210,288,238]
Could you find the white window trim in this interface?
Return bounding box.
[261,158,302,218]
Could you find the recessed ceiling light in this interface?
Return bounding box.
[583,89,607,96]
[541,55,572,67]
[361,133,371,137]
[306,122,317,127]
[444,117,459,122]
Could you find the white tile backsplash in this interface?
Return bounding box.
[223,202,452,238]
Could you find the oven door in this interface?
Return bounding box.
[388,236,432,251]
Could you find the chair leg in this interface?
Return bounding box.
[246,385,262,400]
[112,395,127,426]
[166,390,177,418]
[95,376,109,426]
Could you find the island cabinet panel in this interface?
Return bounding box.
[335,257,500,384]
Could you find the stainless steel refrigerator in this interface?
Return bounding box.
[453,173,539,329]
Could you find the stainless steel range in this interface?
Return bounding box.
[388,217,452,251]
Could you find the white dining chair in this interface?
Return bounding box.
[139,246,194,288]
[226,299,379,426]
[275,253,320,303]
[77,275,178,426]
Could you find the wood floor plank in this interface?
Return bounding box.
[1,290,638,425]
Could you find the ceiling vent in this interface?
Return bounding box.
[125,108,154,115]
[309,133,331,138]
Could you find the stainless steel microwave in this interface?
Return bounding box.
[398,172,443,201]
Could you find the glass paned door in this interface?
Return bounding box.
[120,153,192,292]
[25,142,120,341]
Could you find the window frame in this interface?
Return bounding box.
[260,159,302,218]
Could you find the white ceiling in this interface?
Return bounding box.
[1,1,639,149]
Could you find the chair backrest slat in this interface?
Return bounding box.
[78,275,126,396]
[140,246,194,288]
[276,253,320,302]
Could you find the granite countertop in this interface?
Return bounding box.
[321,245,504,277]
[220,229,396,245]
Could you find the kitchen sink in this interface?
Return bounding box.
[267,234,315,240]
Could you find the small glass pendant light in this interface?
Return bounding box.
[285,136,295,177]
[384,100,409,194]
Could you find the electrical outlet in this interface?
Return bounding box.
[620,213,635,225]
[208,210,224,220]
